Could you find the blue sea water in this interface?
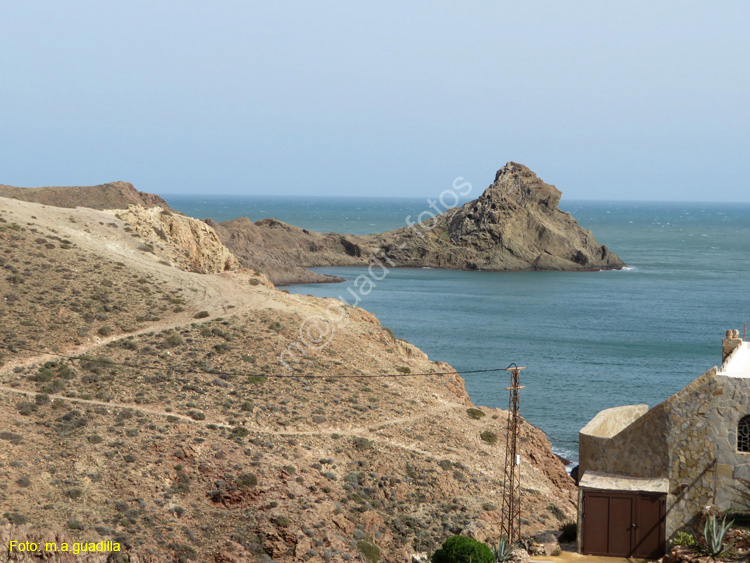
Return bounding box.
[165,195,750,463]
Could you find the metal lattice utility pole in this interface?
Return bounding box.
[500,364,525,544]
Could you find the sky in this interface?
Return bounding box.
[1,1,749,201]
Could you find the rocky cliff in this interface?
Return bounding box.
[205,217,350,285]
[213,163,625,284]
[0,181,173,211]
[111,206,240,274]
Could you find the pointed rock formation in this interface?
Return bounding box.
[369,162,624,271]
[213,162,625,282]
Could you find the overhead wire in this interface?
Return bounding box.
[0,342,507,379]
[0,344,580,445]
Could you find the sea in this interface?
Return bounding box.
[166,194,750,465]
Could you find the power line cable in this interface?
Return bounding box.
[0,342,506,379]
[2,343,583,444]
[539,428,579,444]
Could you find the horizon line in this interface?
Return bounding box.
[158,193,750,205]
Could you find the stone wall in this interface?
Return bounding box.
[663,368,750,534]
[579,366,750,541]
[579,402,669,479]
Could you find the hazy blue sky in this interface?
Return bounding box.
[1,1,748,201]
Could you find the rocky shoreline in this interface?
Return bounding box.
[0,164,625,286]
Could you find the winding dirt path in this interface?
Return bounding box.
[0,380,461,460]
[0,197,471,462]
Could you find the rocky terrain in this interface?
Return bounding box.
[0,195,577,562]
[208,163,625,285]
[0,181,173,212]
[204,217,350,286]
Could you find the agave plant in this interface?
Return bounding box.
[702,514,733,558]
[493,536,512,563]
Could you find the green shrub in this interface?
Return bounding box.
[65,487,83,500]
[3,512,28,525]
[353,437,373,451]
[547,502,567,522]
[0,432,22,445]
[165,334,183,347]
[16,401,37,416]
[480,431,498,444]
[188,410,206,421]
[396,366,411,374]
[213,342,231,354]
[193,311,210,319]
[121,339,138,351]
[672,531,696,547]
[432,536,494,563]
[467,407,485,420]
[98,325,113,336]
[236,473,258,488]
[247,375,267,384]
[68,518,84,530]
[358,540,381,563]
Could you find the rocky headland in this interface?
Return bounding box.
[207,163,625,285]
[0,165,624,286]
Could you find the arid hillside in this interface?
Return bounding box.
[0,181,173,211]
[0,196,576,563]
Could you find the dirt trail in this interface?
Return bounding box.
[0,196,330,373]
[0,382,461,460]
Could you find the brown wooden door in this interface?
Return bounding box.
[633,494,666,559]
[608,495,634,556]
[582,494,610,555]
[582,490,666,558]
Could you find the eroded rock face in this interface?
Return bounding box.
[370,162,625,271]
[212,162,625,283]
[110,206,240,274]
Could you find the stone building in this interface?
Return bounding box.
[577,330,749,558]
